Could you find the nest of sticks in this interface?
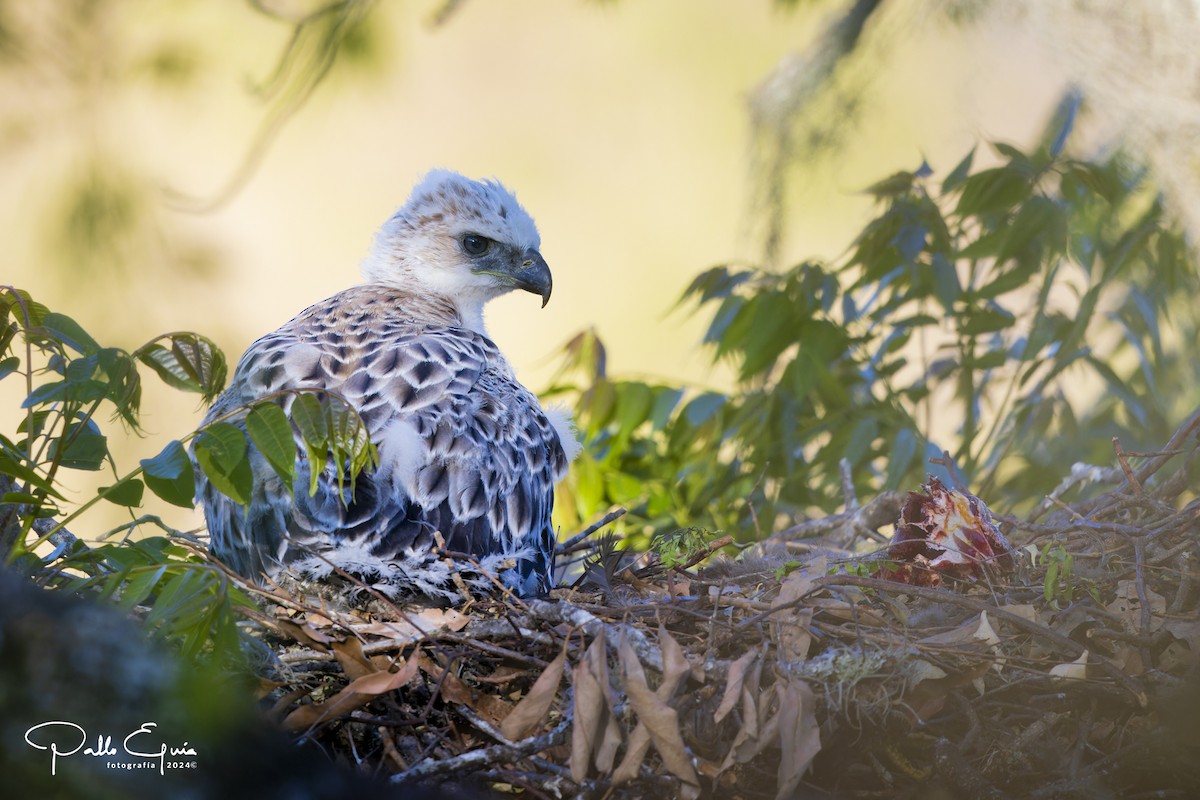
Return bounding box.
[233,409,1200,799]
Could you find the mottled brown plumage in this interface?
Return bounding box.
[196,171,578,600]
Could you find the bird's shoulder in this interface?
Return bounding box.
[217,284,517,411]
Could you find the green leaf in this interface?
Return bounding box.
[22,378,107,408]
[1046,91,1079,159]
[99,477,145,507]
[195,449,253,506]
[941,146,976,193]
[956,167,1032,218]
[0,356,20,381]
[885,428,919,489]
[246,402,296,488]
[290,393,328,449]
[1064,160,1118,202]
[194,424,252,506]
[135,333,228,402]
[971,349,1008,370]
[959,304,1016,335]
[195,423,247,472]
[845,416,879,465]
[703,296,745,345]
[95,348,143,422]
[930,253,961,311]
[118,564,168,609]
[614,382,654,440]
[140,440,195,508]
[325,396,376,496]
[864,169,916,198]
[648,387,684,431]
[683,392,725,427]
[1044,559,1060,602]
[580,380,616,434]
[288,391,375,499]
[1,490,40,506]
[680,266,753,305]
[0,452,65,499]
[571,455,605,519]
[49,420,108,471]
[974,260,1041,300]
[39,312,101,354]
[0,288,50,327]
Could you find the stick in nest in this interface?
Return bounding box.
[557,507,628,556]
[390,719,571,782]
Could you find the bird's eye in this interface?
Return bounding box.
[460,235,491,257]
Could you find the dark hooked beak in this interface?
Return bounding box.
[513,249,553,307]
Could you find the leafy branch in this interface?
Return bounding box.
[0,285,375,663]
[552,121,1197,544]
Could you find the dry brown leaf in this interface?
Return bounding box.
[570,635,609,782]
[351,607,471,640]
[1112,643,1147,675]
[743,656,765,738]
[714,649,758,724]
[1157,637,1195,672]
[437,670,473,705]
[612,720,651,781]
[749,692,782,761]
[414,607,471,631]
[595,707,624,773]
[773,607,814,661]
[903,660,993,723]
[618,637,700,798]
[919,612,985,646]
[583,629,623,772]
[613,627,692,784]
[723,686,779,770]
[500,640,567,741]
[1050,650,1089,681]
[331,636,374,680]
[587,628,615,712]
[275,618,335,650]
[283,653,419,733]
[415,647,516,733]
[660,625,690,690]
[304,612,337,628]
[906,659,948,686]
[774,565,817,606]
[1002,603,1038,622]
[421,657,512,727]
[719,658,769,773]
[974,611,1001,647]
[775,679,821,799]
[1108,580,1166,632]
[349,621,423,639]
[769,570,818,661]
[805,600,890,626]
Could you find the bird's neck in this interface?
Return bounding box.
[455,300,488,337]
[432,284,495,337]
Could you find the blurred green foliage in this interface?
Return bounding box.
[550,121,1199,544]
[0,285,374,663]
[0,0,388,281]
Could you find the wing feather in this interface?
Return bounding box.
[196,285,570,598]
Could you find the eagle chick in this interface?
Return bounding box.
[196,170,579,601]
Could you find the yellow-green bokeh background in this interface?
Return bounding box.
[1,1,1064,539]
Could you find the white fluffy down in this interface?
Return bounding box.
[373,418,427,495]
[290,541,534,602]
[543,404,582,463]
